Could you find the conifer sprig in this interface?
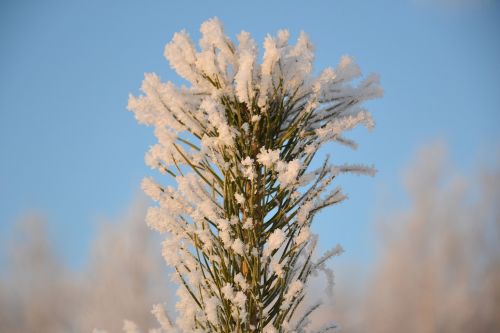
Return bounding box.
[129,17,382,333]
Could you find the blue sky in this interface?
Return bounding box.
[1,0,499,269]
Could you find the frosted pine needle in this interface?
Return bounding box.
[128,17,382,333]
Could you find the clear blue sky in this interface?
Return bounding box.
[1,0,499,269]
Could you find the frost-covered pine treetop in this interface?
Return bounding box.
[128,17,382,333]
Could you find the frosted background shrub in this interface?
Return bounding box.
[333,143,500,333]
[128,18,382,332]
[0,198,170,333]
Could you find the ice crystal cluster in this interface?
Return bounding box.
[128,18,382,333]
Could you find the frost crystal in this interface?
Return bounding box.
[268,229,286,253]
[256,147,280,168]
[231,238,246,256]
